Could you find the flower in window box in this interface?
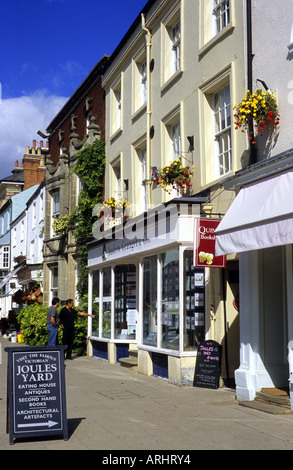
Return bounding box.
[233,88,280,141]
[100,197,130,220]
[152,159,193,195]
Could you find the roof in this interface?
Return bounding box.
[0,171,24,185]
[11,184,39,222]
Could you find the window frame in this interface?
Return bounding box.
[212,0,230,36]
[51,189,60,237]
[213,84,232,178]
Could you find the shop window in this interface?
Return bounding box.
[184,250,205,350]
[143,255,158,346]
[161,249,179,350]
[102,267,112,338]
[91,270,100,337]
[114,265,136,339]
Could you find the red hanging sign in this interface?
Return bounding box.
[194,218,226,268]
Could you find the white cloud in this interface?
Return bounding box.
[0,91,68,179]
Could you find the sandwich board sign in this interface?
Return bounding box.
[5,345,68,444]
[193,340,222,390]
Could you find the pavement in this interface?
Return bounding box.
[1,336,293,453]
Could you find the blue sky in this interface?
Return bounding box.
[0,0,148,179]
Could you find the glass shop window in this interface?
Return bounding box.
[114,265,137,339]
[143,255,158,346]
[91,270,100,337]
[102,267,112,338]
[184,250,205,350]
[161,249,179,350]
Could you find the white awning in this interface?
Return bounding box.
[215,171,293,255]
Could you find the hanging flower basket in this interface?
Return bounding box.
[52,215,70,236]
[152,159,193,195]
[233,88,280,143]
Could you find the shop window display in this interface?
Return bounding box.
[143,256,158,346]
[91,270,100,336]
[102,267,112,338]
[184,250,205,350]
[161,249,179,350]
[114,265,137,339]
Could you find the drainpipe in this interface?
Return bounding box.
[142,13,152,208]
[246,0,257,165]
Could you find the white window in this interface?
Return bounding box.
[30,240,35,261]
[51,190,60,237]
[2,246,9,269]
[32,201,36,228]
[170,122,181,161]
[111,82,122,134]
[213,0,230,35]
[140,60,147,106]
[12,227,16,248]
[139,148,148,212]
[40,193,44,220]
[21,220,24,242]
[113,161,121,200]
[52,190,60,218]
[171,21,181,74]
[86,109,92,134]
[50,266,58,302]
[213,84,231,177]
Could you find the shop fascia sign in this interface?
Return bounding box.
[92,201,200,242]
[194,218,226,268]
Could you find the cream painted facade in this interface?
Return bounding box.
[88,0,248,385]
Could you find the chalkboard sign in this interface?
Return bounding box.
[5,346,68,445]
[194,340,222,390]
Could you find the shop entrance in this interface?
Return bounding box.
[114,264,137,340]
[260,246,289,389]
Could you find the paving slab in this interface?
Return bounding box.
[1,337,293,452]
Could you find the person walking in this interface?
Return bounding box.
[60,299,95,360]
[47,297,60,346]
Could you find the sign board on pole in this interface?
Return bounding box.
[5,346,68,445]
[194,218,226,268]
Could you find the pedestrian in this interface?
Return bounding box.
[59,299,95,360]
[47,297,60,346]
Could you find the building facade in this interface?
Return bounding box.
[216,0,293,404]
[87,0,247,385]
[0,141,47,319]
[42,56,108,306]
[0,184,40,318]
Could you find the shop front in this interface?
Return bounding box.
[215,160,293,405]
[87,200,210,384]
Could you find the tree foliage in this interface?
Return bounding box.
[18,303,88,355]
[68,140,105,306]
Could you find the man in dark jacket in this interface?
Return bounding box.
[47,297,60,345]
[59,299,95,359]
